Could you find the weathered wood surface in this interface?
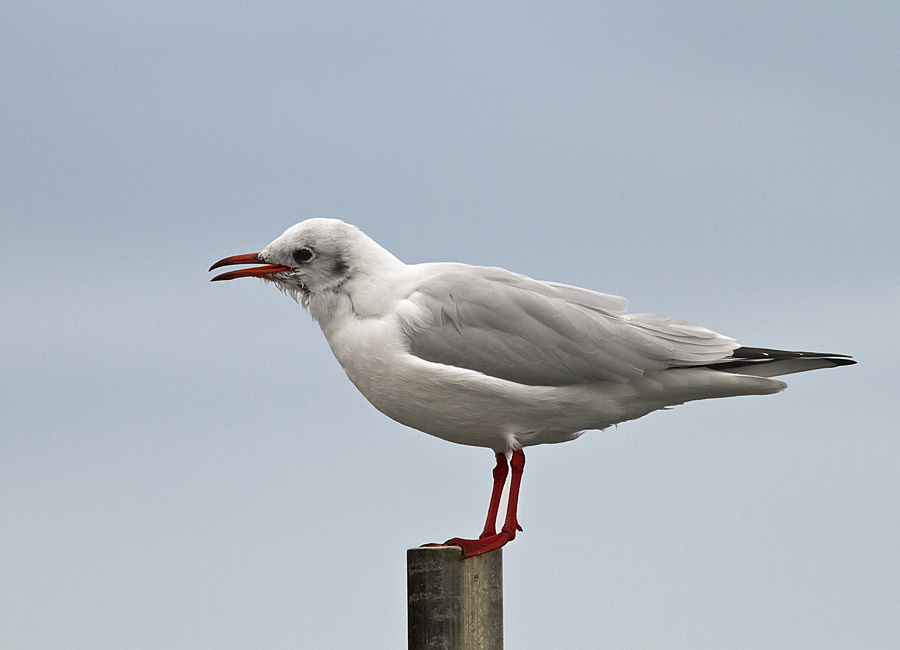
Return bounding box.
[407,546,503,650]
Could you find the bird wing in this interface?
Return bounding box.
[401,264,738,386]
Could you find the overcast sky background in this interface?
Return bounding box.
[2,2,898,649]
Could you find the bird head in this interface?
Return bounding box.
[209,218,362,301]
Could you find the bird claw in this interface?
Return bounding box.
[442,530,516,559]
[419,530,516,559]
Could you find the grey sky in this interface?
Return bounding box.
[2,2,898,648]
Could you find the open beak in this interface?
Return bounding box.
[209,253,292,282]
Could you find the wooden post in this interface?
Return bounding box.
[407,546,503,650]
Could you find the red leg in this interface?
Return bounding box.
[499,449,525,537]
[479,452,508,539]
[433,449,526,559]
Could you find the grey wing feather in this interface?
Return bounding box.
[403,265,738,386]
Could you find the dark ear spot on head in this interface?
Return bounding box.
[332,256,349,276]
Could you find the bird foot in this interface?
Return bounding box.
[440,528,518,559]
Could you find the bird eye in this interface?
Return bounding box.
[292,248,313,264]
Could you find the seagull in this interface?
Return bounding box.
[210,218,855,558]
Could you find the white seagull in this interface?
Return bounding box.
[210,218,855,558]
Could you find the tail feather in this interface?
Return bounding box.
[701,346,856,378]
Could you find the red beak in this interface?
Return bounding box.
[209,253,292,282]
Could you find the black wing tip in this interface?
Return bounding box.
[702,346,857,372]
[826,357,857,367]
[722,347,856,367]
[733,347,855,362]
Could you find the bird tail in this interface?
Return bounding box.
[699,347,856,378]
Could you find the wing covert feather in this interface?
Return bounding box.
[402,265,737,386]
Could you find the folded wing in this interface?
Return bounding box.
[402,265,739,386]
